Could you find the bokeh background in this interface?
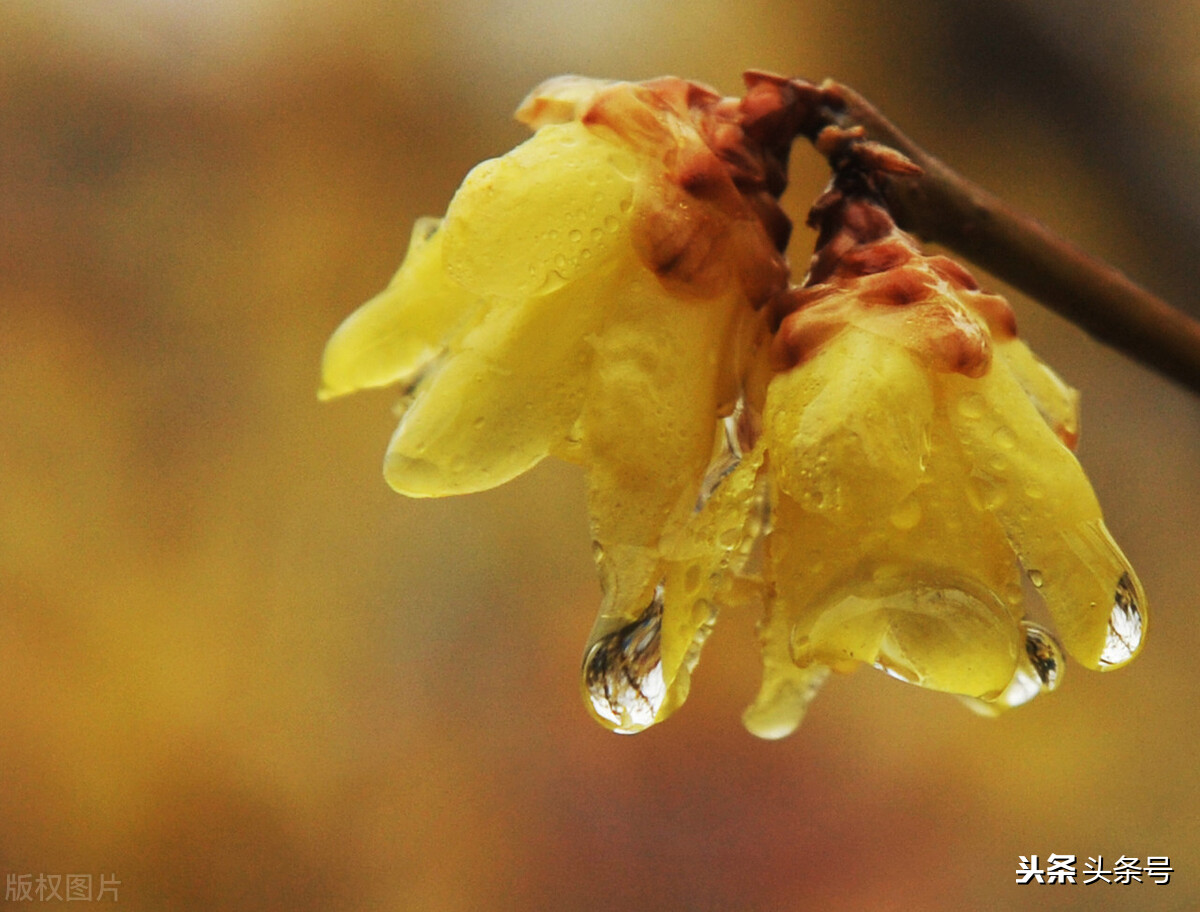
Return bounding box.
[3,1,1198,909]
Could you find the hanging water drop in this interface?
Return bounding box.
[581,586,666,733]
[694,407,743,512]
[969,621,1064,713]
[1022,622,1063,692]
[1099,572,1144,668]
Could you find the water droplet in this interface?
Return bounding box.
[538,269,568,294]
[1099,572,1143,667]
[1024,484,1044,500]
[568,229,583,244]
[957,392,985,419]
[790,632,811,659]
[873,659,919,684]
[1022,623,1063,691]
[992,426,1017,449]
[582,587,666,734]
[694,411,742,512]
[742,665,829,740]
[889,496,922,530]
[979,622,1064,710]
[966,476,1006,511]
[590,227,605,243]
[604,214,621,233]
[1028,569,1044,588]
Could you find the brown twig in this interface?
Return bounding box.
[808,80,1200,396]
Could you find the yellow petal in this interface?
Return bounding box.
[382,267,609,496]
[757,338,1027,704]
[765,328,935,526]
[996,338,1080,447]
[577,275,747,554]
[768,478,1022,701]
[319,219,481,400]
[942,356,1146,669]
[439,121,637,300]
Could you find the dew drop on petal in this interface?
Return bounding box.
[992,426,1017,450]
[1027,569,1044,589]
[889,495,922,530]
[957,391,985,419]
[582,586,666,734]
[1099,572,1144,668]
[966,475,1007,511]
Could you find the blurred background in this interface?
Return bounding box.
[2,1,1198,909]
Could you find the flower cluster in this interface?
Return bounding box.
[321,72,1146,737]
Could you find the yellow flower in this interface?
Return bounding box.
[733,185,1147,738]
[320,74,802,731]
[322,72,1147,739]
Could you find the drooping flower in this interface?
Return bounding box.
[322,73,1148,740]
[320,73,810,731]
[731,160,1147,738]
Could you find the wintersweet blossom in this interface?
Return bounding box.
[321,73,803,730]
[321,73,1146,738]
[733,179,1146,737]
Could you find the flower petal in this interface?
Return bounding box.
[996,338,1080,448]
[382,272,605,496]
[765,328,935,525]
[319,219,480,400]
[439,122,637,300]
[943,357,1146,669]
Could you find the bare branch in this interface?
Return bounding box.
[812,81,1200,396]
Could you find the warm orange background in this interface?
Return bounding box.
[2,2,1198,910]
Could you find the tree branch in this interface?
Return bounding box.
[812,81,1200,396]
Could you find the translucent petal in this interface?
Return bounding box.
[996,338,1080,447]
[765,328,935,526]
[439,122,637,300]
[320,219,482,400]
[742,646,830,740]
[759,356,1027,703]
[577,276,746,555]
[769,482,1022,701]
[383,273,608,496]
[942,356,1146,669]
